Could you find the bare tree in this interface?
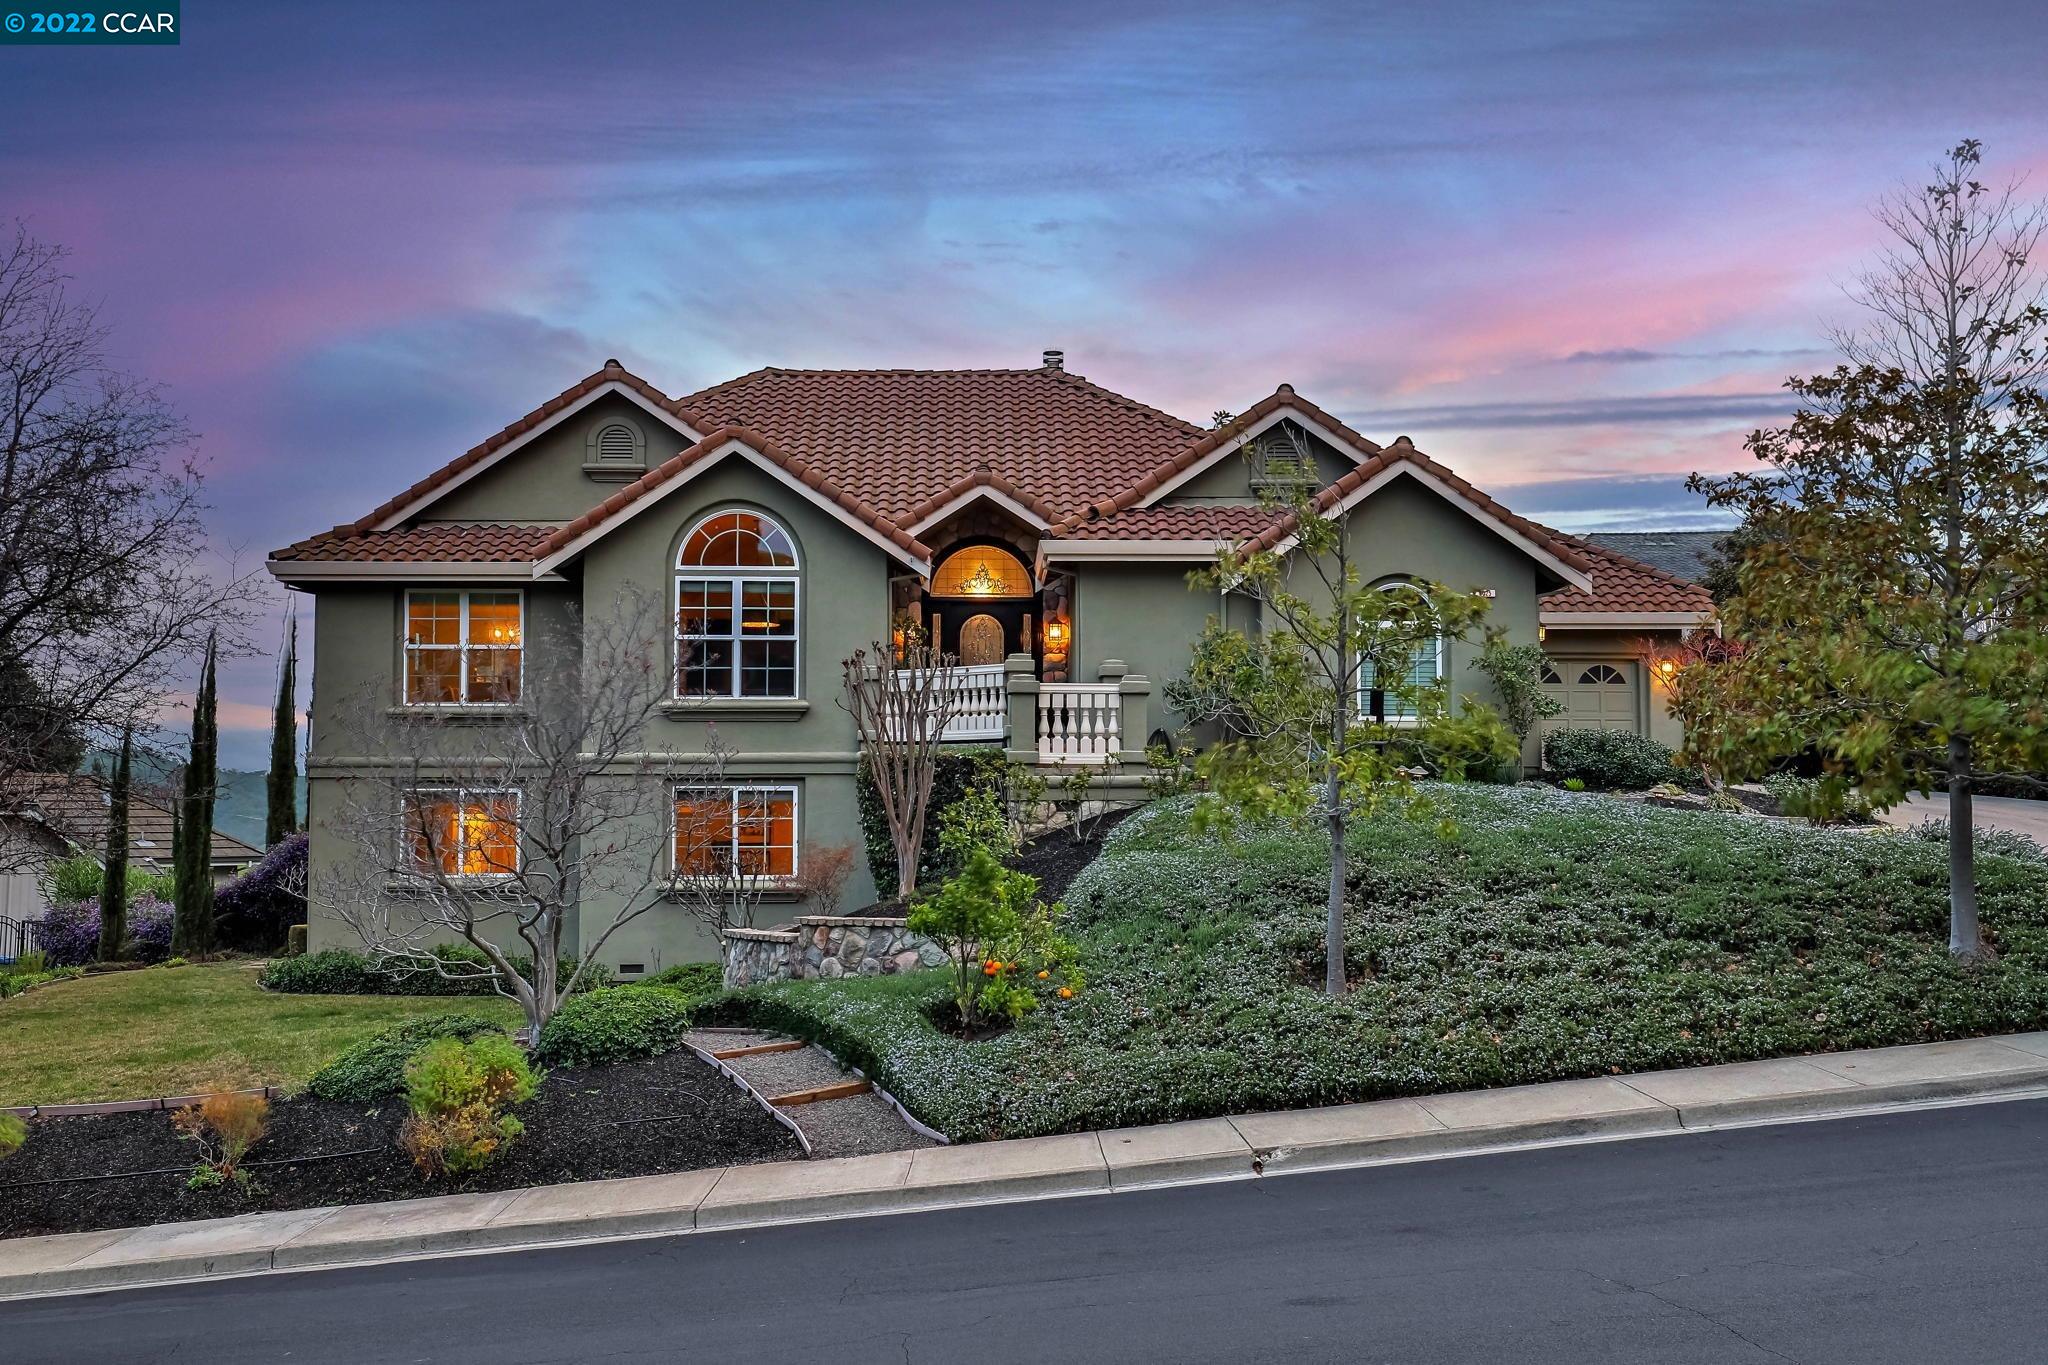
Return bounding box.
[321,588,740,1037]
[0,223,257,868]
[839,636,959,899]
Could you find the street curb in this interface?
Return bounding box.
[7,1037,2048,1302]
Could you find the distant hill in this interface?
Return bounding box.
[80,751,302,854]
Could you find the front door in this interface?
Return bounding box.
[957,614,1006,666]
[926,598,1034,665]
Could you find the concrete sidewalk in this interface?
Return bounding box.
[8,1031,2048,1301]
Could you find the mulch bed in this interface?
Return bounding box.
[0,1047,801,1241]
[1015,808,1132,902]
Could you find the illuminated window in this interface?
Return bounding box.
[676,512,799,698]
[402,790,520,878]
[1360,580,1444,724]
[674,786,798,880]
[929,545,1031,599]
[404,590,523,705]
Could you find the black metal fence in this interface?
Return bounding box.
[0,915,43,962]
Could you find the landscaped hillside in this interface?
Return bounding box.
[720,786,2048,1141]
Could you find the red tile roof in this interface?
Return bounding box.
[674,367,1204,524]
[1539,534,1714,615]
[1045,504,1283,540]
[271,523,558,563]
[533,427,931,566]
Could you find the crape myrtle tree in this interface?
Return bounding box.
[1173,424,1497,995]
[839,634,960,898]
[0,225,256,871]
[323,588,745,1038]
[1686,141,2048,960]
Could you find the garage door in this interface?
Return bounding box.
[1540,660,1640,735]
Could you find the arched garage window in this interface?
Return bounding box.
[1539,661,1562,685]
[675,510,799,698]
[1579,663,1627,686]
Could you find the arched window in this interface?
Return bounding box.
[929,544,1032,599]
[1361,580,1444,724]
[1579,663,1627,686]
[1539,661,1562,685]
[676,511,800,698]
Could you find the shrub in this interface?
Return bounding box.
[637,961,723,999]
[934,786,1018,868]
[35,896,173,967]
[1562,777,1587,792]
[0,1112,25,1159]
[260,946,604,996]
[399,1034,539,1176]
[41,854,176,907]
[1543,728,1677,790]
[907,848,1082,1031]
[535,986,694,1067]
[214,833,308,952]
[1763,772,1878,825]
[304,1013,513,1102]
[1906,818,2048,865]
[856,746,1010,896]
[171,1091,269,1189]
[790,841,857,915]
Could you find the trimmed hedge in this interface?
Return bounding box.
[856,746,1011,897]
[1543,727,1678,790]
[534,986,693,1067]
[260,947,607,996]
[717,787,2048,1142]
[304,1013,513,1102]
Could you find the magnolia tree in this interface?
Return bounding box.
[1172,428,1499,995]
[322,589,749,1037]
[839,635,959,898]
[1685,141,2048,960]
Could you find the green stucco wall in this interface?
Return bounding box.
[426,392,685,523]
[1164,423,1355,503]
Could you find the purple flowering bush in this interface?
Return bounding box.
[215,833,308,951]
[37,896,174,967]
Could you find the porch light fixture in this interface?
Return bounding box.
[1658,659,1677,677]
[1046,622,1067,643]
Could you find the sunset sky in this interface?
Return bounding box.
[4,0,2043,765]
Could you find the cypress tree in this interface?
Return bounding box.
[266,612,298,847]
[172,633,219,956]
[97,728,133,962]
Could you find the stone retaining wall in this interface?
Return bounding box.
[722,915,947,989]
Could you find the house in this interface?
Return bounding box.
[0,773,263,921]
[268,354,1713,970]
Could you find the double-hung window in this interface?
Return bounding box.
[674,785,798,880]
[1361,580,1444,724]
[402,790,520,879]
[675,511,799,699]
[404,590,523,704]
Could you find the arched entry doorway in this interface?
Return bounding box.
[923,542,1037,666]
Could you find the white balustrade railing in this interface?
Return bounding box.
[1035,683,1121,763]
[937,663,1007,741]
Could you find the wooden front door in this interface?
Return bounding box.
[957,613,1005,666]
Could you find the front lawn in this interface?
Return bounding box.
[0,964,522,1106]
[716,786,2048,1141]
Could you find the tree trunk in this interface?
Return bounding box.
[1947,735,1985,960]
[1325,768,1346,996]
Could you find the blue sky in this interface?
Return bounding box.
[4,0,2043,765]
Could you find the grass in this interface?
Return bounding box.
[713,785,2048,1142]
[0,963,522,1106]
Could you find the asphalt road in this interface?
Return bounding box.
[7,1098,2048,1364]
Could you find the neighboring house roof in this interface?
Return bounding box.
[1539,534,1716,618]
[16,774,262,869]
[269,358,1706,622]
[1585,531,1728,585]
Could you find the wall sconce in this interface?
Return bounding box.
[1046,622,1067,643]
[1537,626,1547,642]
[1658,659,1677,677]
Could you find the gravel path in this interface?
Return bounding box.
[688,1030,938,1157]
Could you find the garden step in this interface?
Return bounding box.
[709,1040,805,1061]
[769,1079,872,1107]
[792,1091,941,1159]
[720,1043,852,1096]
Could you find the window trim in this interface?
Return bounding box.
[673,510,802,701]
[671,783,800,883]
[402,588,526,707]
[1359,580,1445,728]
[401,787,523,882]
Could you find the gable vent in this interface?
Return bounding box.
[596,423,637,464]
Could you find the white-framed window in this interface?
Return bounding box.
[673,785,799,880]
[675,510,800,699]
[403,589,524,705]
[1360,580,1444,724]
[401,789,521,879]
